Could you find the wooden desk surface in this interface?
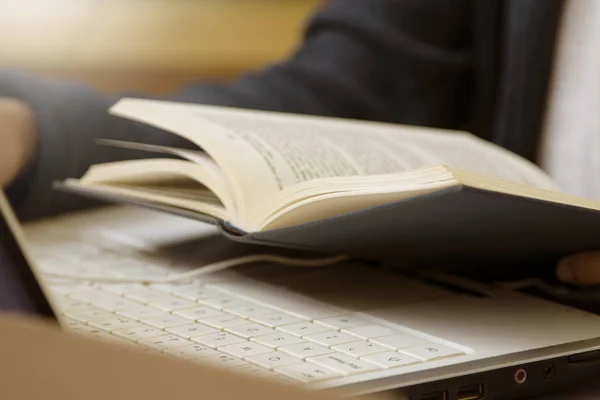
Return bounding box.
[0,0,321,92]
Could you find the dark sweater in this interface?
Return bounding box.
[0,0,564,220]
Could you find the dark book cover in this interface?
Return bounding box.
[54,182,600,272]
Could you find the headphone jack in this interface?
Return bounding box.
[514,368,528,385]
[542,363,556,380]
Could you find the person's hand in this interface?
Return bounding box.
[557,251,600,286]
[0,97,37,187]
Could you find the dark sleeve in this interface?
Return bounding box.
[1,0,473,220]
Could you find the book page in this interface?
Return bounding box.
[110,99,559,230]
[195,111,559,202]
[191,108,558,193]
[96,139,211,165]
[81,158,237,218]
[63,179,230,221]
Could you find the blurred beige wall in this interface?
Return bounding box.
[0,0,321,93]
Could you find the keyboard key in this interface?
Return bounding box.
[199,354,247,368]
[304,331,357,347]
[165,344,219,359]
[56,299,93,312]
[94,297,140,312]
[246,351,303,369]
[113,325,165,340]
[138,334,191,350]
[124,288,168,303]
[275,362,342,383]
[342,324,397,339]
[68,324,105,336]
[250,313,306,328]
[400,343,464,361]
[116,306,164,320]
[48,282,92,295]
[104,336,137,347]
[251,332,305,348]
[277,322,331,337]
[278,301,344,320]
[174,287,221,301]
[146,296,197,311]
[63,309,113,323]
[235,364,277,378]
[166,323,219,339]
[370,333,428,350]
[191,332,246,348]
[174,307,224,321]
[279,342,334,359]
[202,315,250,329]
[308,353,378,375]
[361,352,421,368]
[99,283,145,295]
[70,290,120,304]
[150,282,197,294]
[226,304,276,318]
[89,316,139,332]
[225,324,276,339]
[332,341,388,357]
[219,342,273,358]
[142,315,191,329]
[199,296,248,310]
[264,375,298,385]
[80,329,116,342]
[315,315,369,330]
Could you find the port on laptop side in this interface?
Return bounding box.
[397,351,600,400]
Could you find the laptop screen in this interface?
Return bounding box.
[0,196,56,318]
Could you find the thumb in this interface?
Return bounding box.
[557,251,600,286]
[0,97,37,187]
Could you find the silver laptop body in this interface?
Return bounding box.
[2,192,600,400]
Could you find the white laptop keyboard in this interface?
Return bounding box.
[27,229,467,386]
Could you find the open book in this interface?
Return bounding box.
[59,98,600,263]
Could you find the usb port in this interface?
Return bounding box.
[420,390,448,400]
[457,384,484,400]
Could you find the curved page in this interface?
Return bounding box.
[80,158,236,220]
[64,180,229,221]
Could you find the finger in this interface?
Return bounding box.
[556,251,600,286]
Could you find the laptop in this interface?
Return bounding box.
[3,190,600,400]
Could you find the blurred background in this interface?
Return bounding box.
[0,0,321,94]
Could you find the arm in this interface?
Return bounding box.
[0,0,474,221]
